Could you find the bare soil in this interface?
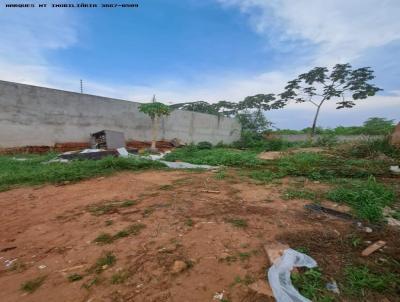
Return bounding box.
[0,170,398,302]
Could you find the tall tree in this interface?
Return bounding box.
[139,96,171,151]
[274,64,382,136]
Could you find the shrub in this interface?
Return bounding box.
[314,133,338,147]
[197,141,212,149]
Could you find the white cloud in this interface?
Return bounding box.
[218,0,400,65]
[0,7,79,84]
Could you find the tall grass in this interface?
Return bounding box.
[164,147,262,167]
[327,177,395,222]
[0,155,165,191]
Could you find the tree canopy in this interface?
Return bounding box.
[272,63,382,136]
[139,102,171,119]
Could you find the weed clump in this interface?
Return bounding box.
[89,252,116,274]
[327,177,395,222]
[226,218,248,228]
[20,276,46,293]
[93,223,146,244]
[68,273,83,282]
[291,268,334,302]
[344,266,399,296]
[164,147,262,167]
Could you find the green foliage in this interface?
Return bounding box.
[277,152,387,180]
[291,268,334,302]
[275,64,381,136]
[139,102,171,119]
[281,188,317,201]
[275,117,396,136]
[233,131,300,151]
[327,177,395,222]
[344,266,399,296]
[21,276,46,293]
[110,270,131,284]
[250,170,285,182]
[68,273,83,282]
[0,155,165,192]
[94,233,114,244]
[236,111,272,133]
[226,218,248,228]
[197,141,213,149]
[86,199,137,216]
[214,169,227,180]
[363,117,395,135]
[164,147,262,167]
[89,252,116,274]
[94,223,146,245]
[314,133,338,147]
[345,137,400,159]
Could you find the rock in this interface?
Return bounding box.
[364,227,373,233]
[171,260,187,274]
[263,242,290,265]
[326,280,340,294]
[387,217,400,227]
[248,280,274,297]
[218,252,231,260]
[361,240,386,257]
[390,122,400,148]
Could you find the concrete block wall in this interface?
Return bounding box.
[0,80,241,148]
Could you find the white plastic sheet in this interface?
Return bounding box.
[267,248,317,302]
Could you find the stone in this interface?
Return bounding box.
[263,242,290,265]
[248,280,274,297]
[171,260,187,274]
[387,217,400,227]
[390,122,400,148]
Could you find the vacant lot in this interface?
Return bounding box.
[1,164,399,301]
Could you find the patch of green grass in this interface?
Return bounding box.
[110,270,131,284]
[159,184,174,190]
[185,218,194,227]
[291,268,334,302]
[238,252,251,261]
[20,276,46,293]
[277,152,387,180]
[86,199,137,216]
[344,266,399,296]
[281,188,317,201]
[0,155,165,191]
[231,275,254,286]
[105,220,114,226]
[391,210,400,220]
[164,147,262,167]
[349,234,362,247]
[327,177,395,222]
[226,218,248,228]
[294,247,309,254]
[93,233,114,244]
[214,169,227,180]
[120,199,137,207]
[249,170,285,182]
[89,252,116,274]
[94,223,146,244]
[82,276,100,289]
[142,207,155,217]
[68,273,83,282]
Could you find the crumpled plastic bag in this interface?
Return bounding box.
[267,248,317,302]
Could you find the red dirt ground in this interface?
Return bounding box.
[0,170,398,302]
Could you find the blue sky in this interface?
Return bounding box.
[0,0,399,129]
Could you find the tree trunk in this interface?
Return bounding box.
[310,104,322,137]
[150,116,158,150]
